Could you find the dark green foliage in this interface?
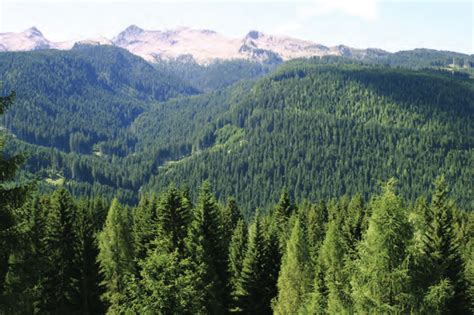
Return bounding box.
[184,182,228,314]
[76,198,108,314]
[222,198,244,247]
[228,219,247,310]
[131,195,157,262]
[234,214,271,314]
[154,58,276,92]
[417,177,470,313]
[2,53,473,211]
[0,92,30,311]
[146,62,474,211]
[39,188,81,313]
[156,186,191,255]
[1,178,472,313]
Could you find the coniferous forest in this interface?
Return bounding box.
[0,46,473,314]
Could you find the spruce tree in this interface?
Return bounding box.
[274,189,295,250]
[222,197,244,248]
[132,195,157,262]
[235,213,273,314]
[273,217,311,315]
[97,199,135,313]
[124,237,188,314]
[228,219,247,310]
[157,186,191,255]
[76,198,107,314]
[3,194,46,313]
[0,92,29,308]
[40,188,81,313]
[351,179,413,313]
[184,181,227,314]
[418,177,469,313]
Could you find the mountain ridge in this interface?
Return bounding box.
[1,25,471,65]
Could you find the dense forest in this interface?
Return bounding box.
[1,92,474,313]
[1,47,473,212]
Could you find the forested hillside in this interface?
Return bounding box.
[1,50,473,211]
[0,45,197,153]
[143,61,474,212]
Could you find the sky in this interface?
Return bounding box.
[0,0,472,53]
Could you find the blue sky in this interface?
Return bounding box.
[0,0,472,53]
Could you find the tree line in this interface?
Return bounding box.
[1,177,472,314]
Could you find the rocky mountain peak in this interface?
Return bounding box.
[246,30,264,40]
[24,26,43,37]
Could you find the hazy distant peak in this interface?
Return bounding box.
[246,30,264,40]
[123,25,144,35]
[24,26,43,37]
[3,25,447,65]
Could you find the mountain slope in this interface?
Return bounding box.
[140,61,474,212]
[0,45,197,154]
[1,53,472,210]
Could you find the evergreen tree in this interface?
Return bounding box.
[97,199,135,313]
[228,219,247,310]
[351,179,413,313]
[273,217,311,315]
[132,195,157,262]
[184,181,227,314]
[261,219,281,312]
[123,238,190,314]
[157,186,191,255]
[39,188,81,314]
[3,194,45,313]
[76,198,107,314]
[274,189,295,249]
[418,177,469,313]
[222,197,244,248]
[318,219,352,313]
[235,213,272,314]
[342,194,368,255]
[0,92,29,308]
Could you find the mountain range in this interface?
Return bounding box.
[0,25,442,65]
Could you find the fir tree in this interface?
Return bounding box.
[0,92,29,308]
[132,195,157,262]
[76,198,107,314]
[222,197,244,248]
[235,213,273,314]
[157,186,191,255]
[3,194,45,313]
[418,177,469,313]
[40,188,81,313]
[184,181,227,314]
[228,219,248,310]
[274,189,295,250]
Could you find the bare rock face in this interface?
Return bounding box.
[0,27,52,51]
[1,25,389,64]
